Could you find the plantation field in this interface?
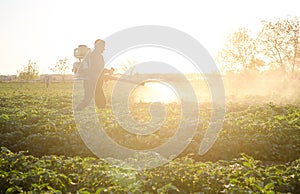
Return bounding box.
[1,82,300,193]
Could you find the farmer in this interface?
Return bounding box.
[75,39,106,111]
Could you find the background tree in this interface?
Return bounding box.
[257,16,300,74]
[51,58,70,81]
[217,27,261,73]
[17,60,39,81]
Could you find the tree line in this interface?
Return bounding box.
[218,16,300,76]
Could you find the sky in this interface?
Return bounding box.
[0,0,300,75]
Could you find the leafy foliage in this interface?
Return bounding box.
[1,82,299,162]
[1,147,300,193]
[0,82,300,192]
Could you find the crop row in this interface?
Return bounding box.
[1,147,300,193]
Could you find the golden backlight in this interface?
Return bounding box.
[131,81,179,104]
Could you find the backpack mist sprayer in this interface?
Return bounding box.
[72,44,145,85]
[72,45,91,75]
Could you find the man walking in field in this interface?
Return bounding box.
[75,39,106,111]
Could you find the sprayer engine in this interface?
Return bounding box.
[74,45,90,60]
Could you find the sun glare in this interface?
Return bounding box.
[131,81,179,104]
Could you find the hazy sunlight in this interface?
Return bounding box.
[131,81,179,104]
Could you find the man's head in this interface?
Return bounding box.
[94,39,105,53]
